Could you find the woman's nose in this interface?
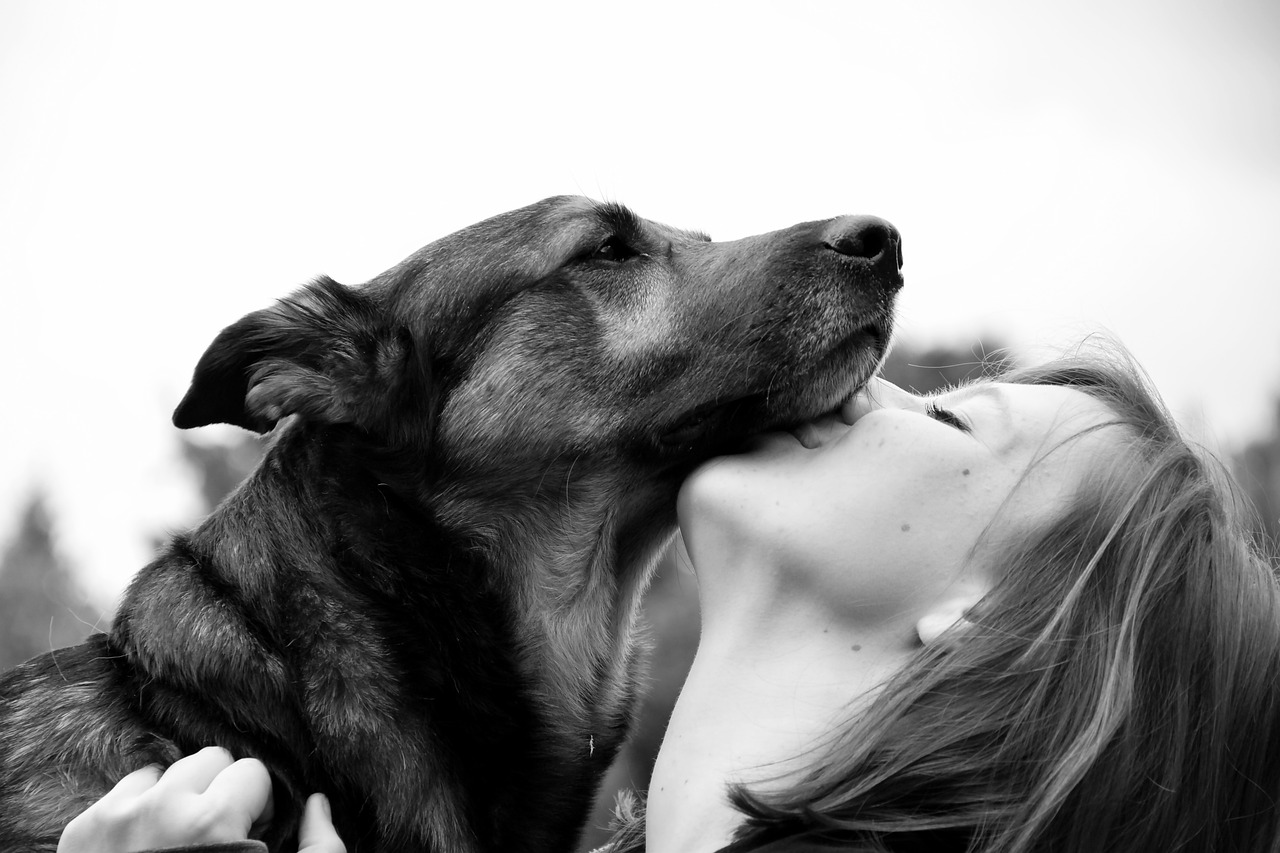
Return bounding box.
[840,377,923,423]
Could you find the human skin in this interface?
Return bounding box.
[648,378,1119,852]
[57,747,344,853]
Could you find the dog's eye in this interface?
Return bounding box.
[591,236,639,263]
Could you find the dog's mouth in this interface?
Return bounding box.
[657,319,889,453]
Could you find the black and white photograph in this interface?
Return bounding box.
[1,2,1278,851]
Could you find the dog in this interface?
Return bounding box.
[0,196,901,852]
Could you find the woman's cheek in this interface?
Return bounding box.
[821,455,989,588]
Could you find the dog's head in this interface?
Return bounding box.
[174,196,899,509]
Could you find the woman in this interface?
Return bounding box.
[60,343,1280,852]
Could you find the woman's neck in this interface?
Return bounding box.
[645,572,918,853]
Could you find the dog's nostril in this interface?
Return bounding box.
[823,216,903,271]
[827,227,885,260]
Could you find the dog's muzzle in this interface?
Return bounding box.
[822,215,904,292]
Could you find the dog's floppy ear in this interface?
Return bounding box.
[173,277,430,436]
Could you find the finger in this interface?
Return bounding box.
[95,763,163,803]
[57,766,162,853]
[201,757,274,835]
[298,794,346,853]
[151,746,237,795]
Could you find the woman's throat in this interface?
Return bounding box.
[645,602,917,853]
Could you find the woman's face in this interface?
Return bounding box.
[677,377,1119,626]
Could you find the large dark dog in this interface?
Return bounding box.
[0,197,900,852]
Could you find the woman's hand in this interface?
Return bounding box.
[57,746,345,853]
[294,794,345,853]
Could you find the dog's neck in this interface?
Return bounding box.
[426,444,681,751]
[114,421,673,852]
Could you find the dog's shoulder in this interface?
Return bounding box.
[0,634,181,850]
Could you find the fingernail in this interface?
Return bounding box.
[315,792,332,819]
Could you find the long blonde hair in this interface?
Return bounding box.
[723,344,1280,851]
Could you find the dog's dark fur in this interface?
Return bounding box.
[0,197,901,852]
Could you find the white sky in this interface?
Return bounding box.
[2,0,1278,608]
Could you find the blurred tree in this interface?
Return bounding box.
[576,335,1010,849]
[146,432,265,555]
[1232,397,1280,551]
[0,492,103,670]
[177,432,265,514]
[879,336,1012,392]
[0,428,262,673]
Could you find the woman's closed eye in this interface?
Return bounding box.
[926,402,972,433]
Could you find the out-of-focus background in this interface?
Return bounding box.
[1,1,1277,847]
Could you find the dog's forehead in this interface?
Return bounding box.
[388,197,608,278]
[421,196,706,260]
[481,195,604,254]
[478,196,708,251]
[375,197,707,313]
[438,196,612,256]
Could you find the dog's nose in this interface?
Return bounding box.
[822,216,904,287]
